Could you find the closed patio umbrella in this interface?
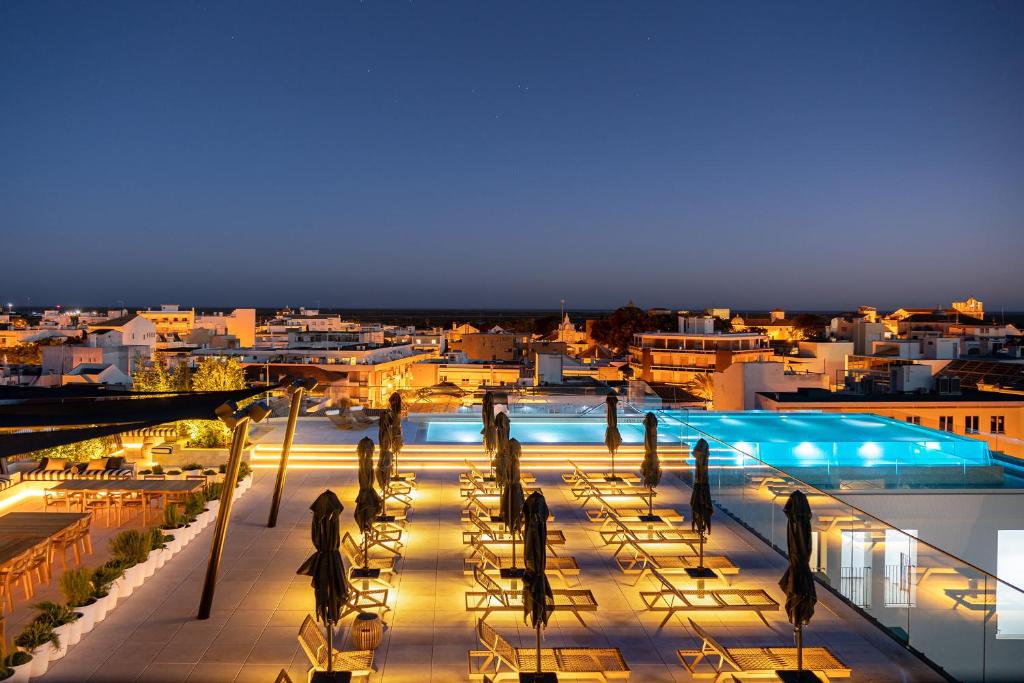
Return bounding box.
[481,391,496,479]
[522,490,554,680]
[604,393,623,482]
[388,392,404,479]
[494,411,510,475]
[354,437,382,577]
[376,444,394,523]
[688,438,716,578]
[499,438,525,577]
[779,490,817,680]
[297,490,348,673]
[378,410,394,470]
[640,412,662,521]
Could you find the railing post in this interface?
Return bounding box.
[268,379,315,528]
[198,400,269,620]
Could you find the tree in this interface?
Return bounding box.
[791,313,826,341]
[131,357,170,392]
[178,356,249,448]
[590,305,668,353]
[684,373,715,406]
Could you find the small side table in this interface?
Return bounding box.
[350,612,383,650]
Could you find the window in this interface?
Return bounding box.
[939,416,954,432]
[991,416,1006,434]
[997,531,1024,639]
[965,416,979,434]
[840,531,872,607]
[884,530,917,607]
[905,416,921,425]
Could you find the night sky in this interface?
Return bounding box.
[2,1,1022,311]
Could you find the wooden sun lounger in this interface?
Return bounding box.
[298,614,375,680]
[586,507,685,524]
[469,619,630,681]
[577,488,655,510]
[465,539,580,584]
[677,618,850,682]
[563,461,640,486]
[342,532,399,582]
[614,541,739,582]
[598,512,702,552]
[463,495,553,522]
[464,509,566,549]
[465,566,597,626]
[639,568,778,627]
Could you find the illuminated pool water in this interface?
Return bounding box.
[421,411,991,469]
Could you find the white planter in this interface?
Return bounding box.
[128,563,146,587]
[24,644,51,678]
[95,592,114,620]
[67,614,83,646]
[163,531,183,555]
[153,547,168,569]
[7,659,31,683]
[51,623,71,659]
[75,602,97,635]
[141,555,155,578]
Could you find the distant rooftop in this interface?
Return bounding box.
[757,386,1024,404]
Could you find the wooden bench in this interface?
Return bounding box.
[469,618,630,681]
[297,614,375,680]
[465,539,580,584]
[639,568,778,627]
[465,565,597,626]
[677,618,850,682]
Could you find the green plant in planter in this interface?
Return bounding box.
[147,526,168,551]
[138,469,153,476]
[32,601,76,628]
[166,469,182,476]
[14,618,59,653]
[183,492,205,521]
[202,468,217,476]
[181,462,204,471]
[218,463,227,473]
[3,650,31,669]
[237,461,252,483]
[109,529,151,567]
[91,562,124,598]
[162,503,184,529]
[205,482,224,502]
[152,463,164,475]
[59,567,94,608]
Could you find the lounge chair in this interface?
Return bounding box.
[614,541,739,582]
[598,513,702,552]
[677,618,850,682]
[465,539,580,584]
[297,614,375,680]
[639,568,778,627]
[463,509,566,550]
[465,566,597,626]
[585,506,685,524]
[342,532,399,582]
[563,461,640,486]
[469,618,630,681]
[21,456,133,481]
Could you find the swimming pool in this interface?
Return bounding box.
[420,411,991,469]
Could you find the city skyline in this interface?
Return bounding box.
[2,1,1022,309]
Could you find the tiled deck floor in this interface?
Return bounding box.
[44,468,941,682]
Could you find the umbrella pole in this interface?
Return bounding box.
[363,530,370,571]
[536,622,542,674]
[699,532,705,569]
[327,620,334,672]
[648,487,654,518]
[796,624,803,672]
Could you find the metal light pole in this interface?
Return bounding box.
[197,400,271,620]
[267,377,317,528]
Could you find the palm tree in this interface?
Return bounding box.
[685,373,714,407]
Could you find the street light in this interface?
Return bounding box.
[267,377,318,528]
[197,399,271,619]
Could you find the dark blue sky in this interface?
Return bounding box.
[2,1,1021,311]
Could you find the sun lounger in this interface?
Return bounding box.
[586,507,684,524]
[468,619,630,681]
[639,568,778,627]
[677,618,850,682]
[599,515,702,554]
[465,538,580,584]
[342,531,399,582]
[614,541,739,582]
[563,461,640,486]
[298,614,375,680]
[465,566,597,626]
[464,509,566,549]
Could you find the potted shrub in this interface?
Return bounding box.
[161,504,186,554]
[2,650,33,683]
[202,468,221,484]
[151,463,165,476]
[31,602,78,657]
[184,492,207,529]
[91,562,123,617]
[108,530,151,593]
[181,462,204,477]
[237,461,253,491]
[14,619,58,678]
[165,468,182,480]
[147,526,171,571]
[60,567,97,635]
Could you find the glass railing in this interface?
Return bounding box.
[661,415,1024,682]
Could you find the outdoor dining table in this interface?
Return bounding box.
[0,512,91,608]
[51,479,206,524]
